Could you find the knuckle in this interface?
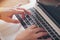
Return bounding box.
[34,35,37,37]
[28,29,33,33]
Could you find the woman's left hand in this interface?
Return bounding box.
[0,8,30,23]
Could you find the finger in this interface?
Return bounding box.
[33,28,45,33]
[12,10,25,14]
[28,25,37,29]
[11,9,30,19]
[35,32,48,38]
[3,17,20,23]
[24,10,31,15]
[12,10,25,19]
[11,10,25,19]
[18,11,25,19]
[16,8,31,15]
[17,4,22,7]
[10,8,30,15]
[21,14,25,19]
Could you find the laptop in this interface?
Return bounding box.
[15,0,60,40]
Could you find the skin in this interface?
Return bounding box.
[15,25,51,40]
[0,8,30,23]
[0,9,52,40]
[0,0,20,7]
[0,0,30,23]
[0,0,30,7]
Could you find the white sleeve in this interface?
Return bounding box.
[0,20,22,40]
[0,20,25,40]
[0,33,4,40]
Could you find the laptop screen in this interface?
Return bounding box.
[37,0,60,25]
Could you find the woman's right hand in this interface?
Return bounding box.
[15,25,51,40]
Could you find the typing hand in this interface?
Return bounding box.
[0,8,30,23]
[15,25,49,40]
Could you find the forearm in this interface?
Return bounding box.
[0,7,11,20]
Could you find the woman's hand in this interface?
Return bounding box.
[0,8,30,23]
[15,25,52,40]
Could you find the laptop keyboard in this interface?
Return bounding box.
[15,7,60,40]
